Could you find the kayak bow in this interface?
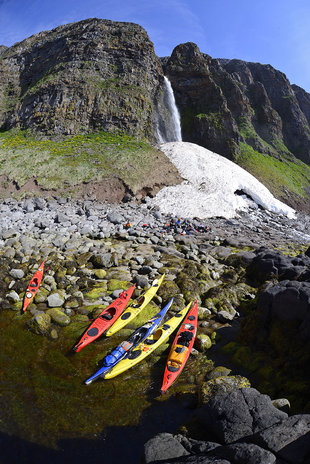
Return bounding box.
[22,260,45,313]
[85,298,174,384]
[105,274,165,337]
[73,284,136,352]
[160,300,198,393]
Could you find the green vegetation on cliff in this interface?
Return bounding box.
[237,142,310,202]
[0,130,179,197]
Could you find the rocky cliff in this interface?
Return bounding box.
[0,18,164,139]
[1,19,310,208]
[164,42,310,165]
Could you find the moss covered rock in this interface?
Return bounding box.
[84,283,108,299]
[34,287,49,304]
[47,308,71,326]
[27,312,52,335]
[107,279,130,292]
[93,269,107,279]
[157,280,181,303]
[195,333,212,352]
[199,375,251,404]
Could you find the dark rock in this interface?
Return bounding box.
[257,280,310,336]
[143,433,189,464]
[197,388,287,444]
[247,248,310,283]
[211,442,276,464]
[138,265,153,275]
[133,275,149,288]
[0,18,163,141]
[90,252,113,268]
[252,414,310,463]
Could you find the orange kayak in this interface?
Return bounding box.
[73,284,136,352]
[22,260,45,313]
[160,300,198,393]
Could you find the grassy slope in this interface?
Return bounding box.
[237,143,310,202]
[0,130,166,194]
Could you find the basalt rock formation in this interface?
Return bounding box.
[163,42,310,165]
[0,18,164,138]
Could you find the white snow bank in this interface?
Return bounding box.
[150,142,296,219]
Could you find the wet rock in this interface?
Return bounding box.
[206,366,232,380]
[91,252,113,268]
[93,269,107,279]
[247,248,310,283]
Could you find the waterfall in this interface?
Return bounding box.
[156,76,182,143]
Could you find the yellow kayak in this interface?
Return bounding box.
[104,301,192,379]
[105,274,165,337]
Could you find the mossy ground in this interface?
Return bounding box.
[237,142,310,202]
[0,130,162,194]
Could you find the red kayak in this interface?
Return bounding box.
[22,260,45,313]
[160,300,198,393]
[73,284,136,352]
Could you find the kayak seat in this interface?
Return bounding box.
[162,324,170,330]
[144,338,156,345]
[175,313,183,317]
[101,313,113,320]
[175,346,185,354]
[128,349,142,359]
[30,283,37,288]
[167,362,180,373]
[121,312,131,320]
[188,315,196,321]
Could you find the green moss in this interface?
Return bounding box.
[237,142,310,200]
[84,284,107,299]
[107,279,130,292]
[0,130,164,194]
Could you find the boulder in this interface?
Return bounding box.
[252,414,310,463]
[47,308,71,326]
[9,269,25,279]
[27,312,52,335]
[47,293,65,308]
[143,433,189,464]
[197,388,287,444]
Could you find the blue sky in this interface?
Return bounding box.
[0,0,310,92]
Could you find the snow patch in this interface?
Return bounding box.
[150,142,296,219]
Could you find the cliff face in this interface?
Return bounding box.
[0,18,163,138]
[164,42,310,165]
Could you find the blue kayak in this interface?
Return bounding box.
[85,298,174,385]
